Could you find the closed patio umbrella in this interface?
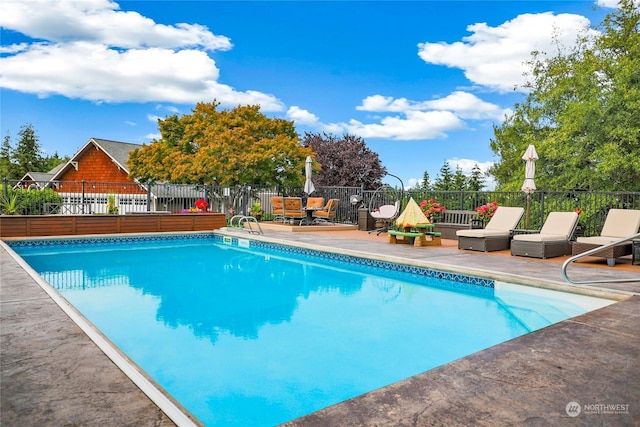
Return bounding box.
[521,144,538,228]
[395,197,429,229]
[303,156,315,195]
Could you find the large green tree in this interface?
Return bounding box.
[0,126,68,180]
[300,132,386,189]
[128,102,313,186]
[432,161,454,191]
[12,124,45,178]
[420,170,431,190]
[0,134,15,179]
[467,163,486,191]
[490,0,640,191]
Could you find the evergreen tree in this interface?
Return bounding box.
[13,124,44,177]
[0,134,15,179]
[42,152,69,172]
[432,161,454,191]
[467,163,486,191]
[420,170,431,190]
[453,166,467,191]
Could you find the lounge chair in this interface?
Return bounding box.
[369,201,400,235]
[283,197,306,224]
[271,196,284,222]
[312,199,339,224]
[457,206,525,252]
[511,211,579,259]
[571,208,640,266]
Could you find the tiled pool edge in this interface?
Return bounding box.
[216,229,631,302]
[7,231,495,291]
[0,240,201,427]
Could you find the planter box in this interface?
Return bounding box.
[0,213,226,238]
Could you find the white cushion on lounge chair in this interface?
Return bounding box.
[512,211,579,242]
[575,209,640,245]
[457,229,512,238]
[457,206,525,238]
[513,233,567,242]
[576,236,625,245]
[598,209,640,237]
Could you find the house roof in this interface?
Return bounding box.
[24,172,54,182]
[49,137,143,182]
[92,138,142,170]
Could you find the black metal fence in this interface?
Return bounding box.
[3,179,639,237]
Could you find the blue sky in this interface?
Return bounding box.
[0,0,617,188]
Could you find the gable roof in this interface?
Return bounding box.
[49,137,143,182]
[17,162,68,188]
[92,138,142,170]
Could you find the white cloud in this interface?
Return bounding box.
[596,0,619,7]
[357,92,511,121]
[290,91,506,141]
[0,0,232,51]
[418,12,598,92]
[147,114,162,123]
[125,121,136,126]
[346,111,464,140]
[290,11,598,143]
[448,158,494,176]
[406,178,422,189]
[286,106,346,134]
[0,0,283,110]
[286,106,322,127]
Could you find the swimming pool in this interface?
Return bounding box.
[8,233,614,426]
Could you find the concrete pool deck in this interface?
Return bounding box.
[1,229,639,426]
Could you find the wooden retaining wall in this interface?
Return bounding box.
[0,213,226,238]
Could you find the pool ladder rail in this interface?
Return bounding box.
[562,232,640,285]
[228,215,264,235]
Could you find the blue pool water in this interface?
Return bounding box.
[10,234,613,426]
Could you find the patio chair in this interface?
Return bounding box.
[283,197,306,224]
[271,196,284,222]
[457,206,525,252]
[571,208,640,266]
[305,197,325,209]
[312,199,339,224]
[369,201,400,235]
[510,211,579,259]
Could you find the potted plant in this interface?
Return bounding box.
[475,201,499,227]
[194,198,209,212]
[250,202,263,220]
[107,193,119,214]
[419,198,446,221]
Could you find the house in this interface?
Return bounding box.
[43,138,150,213]
[17,138,153,214]
[16,137,226,214]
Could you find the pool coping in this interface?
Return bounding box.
[0,238,201,427]
[2,230,639,426]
